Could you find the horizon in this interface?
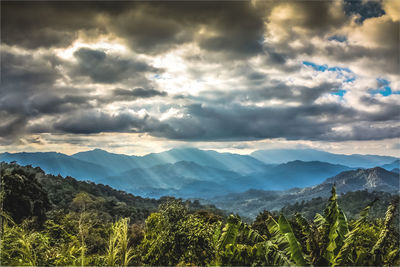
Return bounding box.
[2,146,399,158]
[1,1,399,157]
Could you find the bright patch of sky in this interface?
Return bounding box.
[302,61,357,98]
[369,78,399,96]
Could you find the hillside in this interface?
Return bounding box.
[324,167,399,193]
[0,162,223,225]
[208,167,399,218]
[280,190,399,221]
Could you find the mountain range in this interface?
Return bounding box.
[208,167,399,218]
[0,152,110,180]
[1,148,398,199]
[251,148,397,168]
[73,148,270,175]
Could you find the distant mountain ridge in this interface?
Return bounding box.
[97,159,354,198]
[1,148,398,199]
[0,152,110,180]
[209,167,399,218]
[72,148,270,175]
[380,160,400,171]
[72,149,144,174]
[324,167,399,193]
[225,160,352,194]
[251,148,398,168]
[98,160,242,194]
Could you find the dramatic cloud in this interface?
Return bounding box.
[1,0,399,155]
[113,88,167,98]
[72,48,160,84]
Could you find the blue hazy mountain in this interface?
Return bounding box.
[209,167,399,218]
[72,149,147,174]
[100,160,353,198]
[380,160,400,171]
[391,168,400,174]
[1,148,396,199]
[0,152,110,180]
[98,160,242,197]
[140,148,271,174]
[251,148,398,168]
[323,167,399,193]
[231,160,353,191]
[179,160,353,198]
[72,147,271,175]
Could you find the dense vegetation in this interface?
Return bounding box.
[281,190,399,221]
[1,162,399,266]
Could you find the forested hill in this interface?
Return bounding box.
[1,162,399,266]
[0,162,223,225]
[281,190,400,221]
[209,167,399,218]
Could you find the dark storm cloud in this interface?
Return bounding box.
[265,0,348,41]
[1,1,133,49]
[2,1,265,58]
[342,125,400,141]
[0,47,164,139]
[110,1,265,57]
[290,1,347,32]
[28,94,94,116]
[191,81,342,106]
[154,103,345,141]
[0,51,62,116]
[113,88,167,98]
[95,88,168,104]
[52,110,172,135]
[153,103,399,142]
[72,48,159,84]
[0,113,27,138]
[0,50,98,118]
[264,47,288,66]
[358,97,400,122]
[1,51,59,91]
[343,0,385,22]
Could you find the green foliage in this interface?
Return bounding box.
[370,197,400,266]
[321,186,349,263]
[140,200,219,266]
[0,218,50,266]
[281,190,399,222]
[106,218,134,266]
[278,214,307,266]
[333,199,378,266]
[1,162,399,266]
[1,162,50,226]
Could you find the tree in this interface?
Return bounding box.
[1,163,50,226]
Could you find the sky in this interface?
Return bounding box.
[1,0,399,156]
